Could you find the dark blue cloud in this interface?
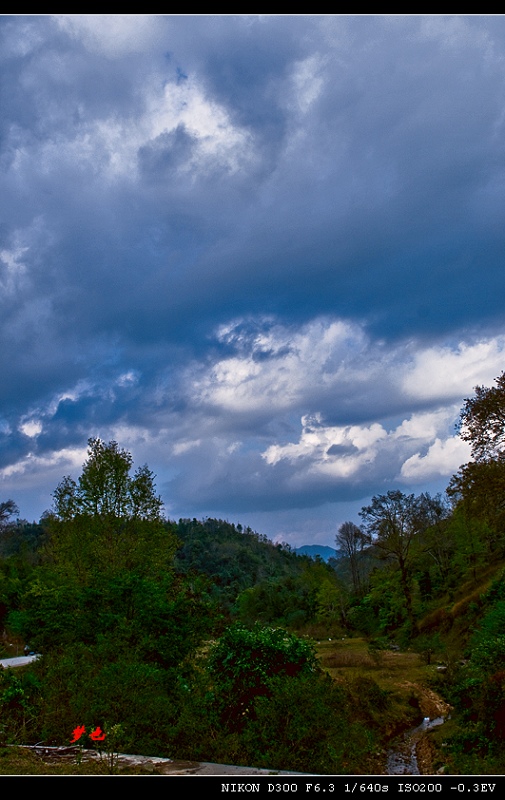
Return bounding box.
[2,15,505,542]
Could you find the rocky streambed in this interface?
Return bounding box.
[385,683,452,775]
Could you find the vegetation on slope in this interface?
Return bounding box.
[1,373,505,773]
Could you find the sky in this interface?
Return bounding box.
[2,14,505,547]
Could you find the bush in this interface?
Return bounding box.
[241,673,368,774]
[31,646,177,756]
[0,668,41,744]
[207,623,318,730]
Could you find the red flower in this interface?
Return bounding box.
[70,725,86,743]
[90,726,106,741]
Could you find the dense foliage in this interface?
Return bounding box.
[2,374,505,773]
[0,440,207,754]
[207,622,318,728]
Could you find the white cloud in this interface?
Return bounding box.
[190,317,505,430]
[191,317,370,414]
[289,55,325,115]
[116,371,138,387]
[0,446,86,481]
[19,419,42,438]
[142,78,256,177]
[175,316,505,504]
[393,407,459,442]
[11,62,255,185]
[54,15,162,58]
[400,436,471,482]
[260,404,470,490]
[0,419,10,436]
[262,414,387,478]
[0,245,28,295]
[402,338,505,401]
[172,439,202,456]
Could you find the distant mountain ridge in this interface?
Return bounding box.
[295,544,341,562]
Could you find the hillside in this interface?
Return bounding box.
[3,370,505,776]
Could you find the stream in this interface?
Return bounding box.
[386,716,446,775]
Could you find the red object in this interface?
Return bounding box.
[90,726,106,741]
[70,725,86,743]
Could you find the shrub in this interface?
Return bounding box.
[207,623,318,730]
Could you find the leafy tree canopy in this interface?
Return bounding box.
[0,500,19,532]
[38,439,176,585]
[449,374,505,554]
[359,491,447,633]
[336,521,370,596]
[52,438,163,521]
[9,440,198,659]
[459,372,505,462]
[209,622,318,687]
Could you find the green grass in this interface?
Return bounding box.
[316,636,431,691]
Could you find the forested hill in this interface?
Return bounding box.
[175,518,300,588]
[173,517,335,626]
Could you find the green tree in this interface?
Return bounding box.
[315,577,344,625]
[449,373,505,556]
[417,511,455,594]
[6,441,208,749]
[359,491,442,634]
[336,521,370,596]
[0,668,40,744]
[0,500,19,533]
[446,505,488,583]
[458,372,505,462]
[53,438,163,521]
[450,580,505,752]
[46,439,173,581]
[11,439,186,654]
[240,673,372,774]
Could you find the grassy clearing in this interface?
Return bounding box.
[314,634,452,748]
[316,636,431,692]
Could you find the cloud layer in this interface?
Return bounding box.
[1,15,505,544]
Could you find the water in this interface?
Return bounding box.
[386,716,445,775]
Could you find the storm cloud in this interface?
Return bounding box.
[2,15,505,546]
